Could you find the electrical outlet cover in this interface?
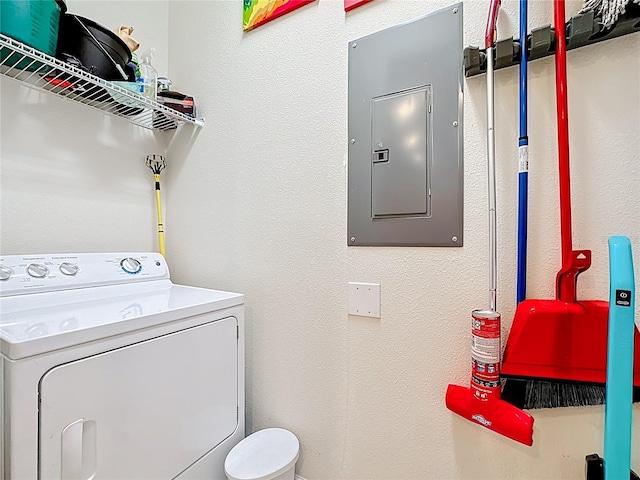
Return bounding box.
[348,282,381,318]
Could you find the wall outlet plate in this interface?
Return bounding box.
[348,282,381,318]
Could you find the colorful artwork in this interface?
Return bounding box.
[243,0,316,31]
[344,0,373,11]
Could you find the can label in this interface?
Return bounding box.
[470,310,501,400]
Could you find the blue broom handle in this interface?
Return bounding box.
[517,0,529,304]
[605,236,635,480]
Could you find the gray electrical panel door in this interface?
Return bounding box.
[372,87,430,218]
[348,4,463,246]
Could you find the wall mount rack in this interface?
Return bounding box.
[464,3,640,77]
[0,33,204,131]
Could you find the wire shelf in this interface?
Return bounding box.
[0,33,204,131]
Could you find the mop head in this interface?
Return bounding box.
[579,0,640,28]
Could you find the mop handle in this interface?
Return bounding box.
[604,236,635,480]
[487,48,498,312]
[554,0,573,267]
[485,0,500,311]
[519,0,528,139]
[516,0,529,304]
[154,173,166,258]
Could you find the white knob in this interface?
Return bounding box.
[59,262,79,276]
[0,266,13,281]
[120,258,142,274]
[27,263,49,278]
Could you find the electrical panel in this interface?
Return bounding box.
[347,3,464,246]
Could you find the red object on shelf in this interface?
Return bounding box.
[44,77,75,89]
[344,0,373,12]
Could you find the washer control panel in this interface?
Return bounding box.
[0,253,169,297]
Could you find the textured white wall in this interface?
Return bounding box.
[2,0,638,478]
[0,1,170,254]
[165,0,639,479]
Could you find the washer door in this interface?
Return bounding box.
[39,316,238,479]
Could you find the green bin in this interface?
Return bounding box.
[1,0,66,70]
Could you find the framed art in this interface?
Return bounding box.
[344,0,373,11]
[244,0,316,31]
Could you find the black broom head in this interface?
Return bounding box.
[501,378,640,410]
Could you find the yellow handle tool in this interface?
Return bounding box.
[154,173,166,257]
[146,155,167,257]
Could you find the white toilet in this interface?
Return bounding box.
[224,428,300,480]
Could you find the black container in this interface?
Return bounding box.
[56,0,67,13]
[56,14,133,81]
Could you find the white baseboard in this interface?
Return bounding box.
[295,475,307,480]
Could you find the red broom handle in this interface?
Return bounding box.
[485,0,501,48]
[554,0,573,267]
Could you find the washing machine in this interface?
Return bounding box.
[0,252,245,479]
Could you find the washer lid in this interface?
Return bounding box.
[225,428,300,480]
[0,281,243,360]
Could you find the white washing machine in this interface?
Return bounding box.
[0,252,245,480]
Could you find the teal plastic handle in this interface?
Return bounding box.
[604,236,635,480]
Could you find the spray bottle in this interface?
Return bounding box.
[138,49,158,101]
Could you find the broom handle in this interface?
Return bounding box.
[554,0,573,267]
[516,0,529,304]
[553,0,592,303]
[154,173,166,257]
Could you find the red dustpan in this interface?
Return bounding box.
[501,0,640,409]
[501,261,637,383]
[445,0,534,446]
